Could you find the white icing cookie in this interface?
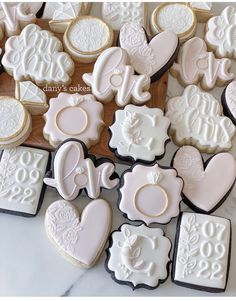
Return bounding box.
[44,139,119,201]
[109,105,170,162]
[2,24,74,86]
[171,37,234,90]
[43,93,104,148]
[15,81,48,115]
[173,146,236,214]
[205,6,236,59]
[106,223,171,289]
[166,85,236,153]
[119,22,179,80]
[102,2,147,30]
[45,199,111,268]
[63,16,114,63]
[83,47,151,107]
[173,212,231,292]
[0,146,49,216]
[190,2,213,23]
[0,96,32,149]
[119,163,183,225]
[150,3,197,44]
[222,81,236,125]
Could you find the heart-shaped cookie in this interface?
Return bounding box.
[45,198,112,268]
[222,81,236,125]
[119,22,179,82]
[172,146,236,214]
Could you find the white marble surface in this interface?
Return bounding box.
[0,1,236,297]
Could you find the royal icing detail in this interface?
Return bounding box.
[173,146,236,213]
[43,93,104,148]
[189,2,213,23]
[44,139,119,201]
[45,199,111,267]
[106,224,171,289]
[173,213,231,292]
[190,2,212,11]
[83,47,151,107]
[109,105,170,162]
[166,85,236,153]
[119,22,178,78]
[205,6,236,58]
[102,2,147,30]
[0,146,49,216]
[2,24,74,86]
[171,37,234,90]
[222,81,236,123]
[119,163,183,225]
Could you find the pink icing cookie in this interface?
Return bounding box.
[43,93,104,148]
[82,47,151,107]
[45,198,112,268]
[119,163,183,225]
[171,37,234,90]
[172,146,236,214]
[222,81,236,125]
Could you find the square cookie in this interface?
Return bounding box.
[172,212,231,292]
[0,146,50,216]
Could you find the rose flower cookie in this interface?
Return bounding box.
[166,85,236,153]
[172,146,236,214]
[109,105,170,163]
[150,3,197,44]
[119,22,179,82]
[83,47,151,107]
[45,199,111,268]
[44,139,119,201]
[105,224,171,289]
[2,24,74,86]
[43,93,104,148]
[221,81,236,125]
[171,37,234,90]
[118,163,183,225]
[63,16,114,63]
[172,212,231,293]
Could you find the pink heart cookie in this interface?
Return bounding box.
[172,146,236,214]
[45,198,112,268]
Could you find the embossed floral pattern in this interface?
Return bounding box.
[0,148,17,197]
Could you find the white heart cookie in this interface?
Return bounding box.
[45,199,112,268]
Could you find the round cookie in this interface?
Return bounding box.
[221,81,236,125]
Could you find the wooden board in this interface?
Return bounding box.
[0,19,168,161]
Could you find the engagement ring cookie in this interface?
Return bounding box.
[172,212,231,293]
[118,163,183,225]
[63,16,114,63]
[172,146,236,214]
[190,2,213,23]
[109,105,170,163]
[119,22,179,82]
[83,47,151,107]
[45,198,111,268]
[44,139,119,201]
[2,24,74,86]
[166,85,236,153]
[43,93,104,148]
[222,81,236,125]
[105,223,171,289]
[0,146,50,216]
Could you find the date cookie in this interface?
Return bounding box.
[221,81,236,125]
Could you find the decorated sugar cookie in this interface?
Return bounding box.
[205,6,236,59]
[44,139,119,201]
[45,199,111,268]
[221,81,236,125]
[119,22,179,82]
[15,81,48,115]
[2,24,74,86]
[43,93,104,148]
[171,37,234,90]
[190,2,213,22]
[119,163,183,225]
[105,223,171,289]
[102,2,147,30]
[150,3,197,44]
[172,212,231,293]
[109,105,170,162]
[83,47,151,107]
[172,146,236,214]
[0,146,50,216]
[166,85,236,153]
[63,16,114,63]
